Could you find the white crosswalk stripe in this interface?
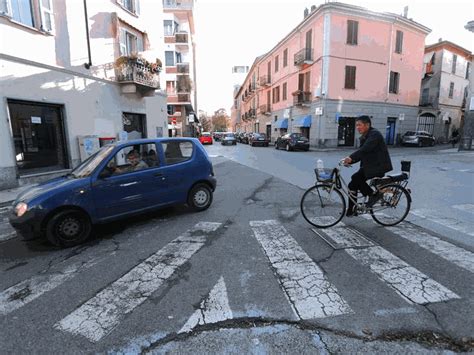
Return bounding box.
[179,276,232,333]
[250,220,352,319]
[54,222,221,342]
[314,221,460,305]
[452,204,474,214]
[387,224,474,274]
[410,209,474,237]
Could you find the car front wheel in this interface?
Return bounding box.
[45,209,92,247]
[188,184,213,212]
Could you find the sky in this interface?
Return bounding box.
[193,0,474,114]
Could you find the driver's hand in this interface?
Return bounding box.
[343,157,352,165]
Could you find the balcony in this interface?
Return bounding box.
[177,62,190,74]
[293,91,312,105]
[259,75,271,86]
[294,48,313,66]
[259,104,271,115]
[419,95,438,108]
[249,108,256,118]
[116,58,160,96]
[248,82,256,93]
[163,0,193,10]
[175,31,189,44]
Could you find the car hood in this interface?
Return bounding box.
[15,176,88,205]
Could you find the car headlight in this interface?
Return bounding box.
[14,202,28,217]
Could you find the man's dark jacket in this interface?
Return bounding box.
[349,127,393,178]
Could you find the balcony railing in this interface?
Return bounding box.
[177,62,190,74]
[259,104,271,115]
[116,58,159,89]
[163,0,193,10]
[294,48,313,66]
[259,75,271,86]
[175,32,189,43]
[248,108,256,118]
[248,82,256,92]
[293,91,312,105]
[419,95,438,107]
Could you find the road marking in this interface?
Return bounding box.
[312,223,375,249]
[374,307,417,316]
[0,257,102,316]
[410,209,474,237]
[55,222,222,342]
[346,246,460,305]
[387,224,474,274]
[250,220,352,319]
[0,231,16,242]
[452,204,474,214]
[179,276,232,333]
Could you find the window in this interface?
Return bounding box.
[119,27,144,56]
[161,141,193,165]
[117,0,140,15]
[421,88,429,104]
[1,0,55,32]
[395,30,403,54]
[283,48,288,67]
[272,86,280,103]
[167,105,175,115]
[452,54,457,74]
[466,62,470,80]
[449,82,454,99]
[105,143,157,176]
[166,81,176,94]
[431,52,436,65]
[347,20,358,45]
[275,55,279,73]
[282,82,287,101]
[389,71,400,94]
[165,51,175,66]
[163,20,174,35]
[344,66,356,89]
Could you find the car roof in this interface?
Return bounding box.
[111,137,198,147]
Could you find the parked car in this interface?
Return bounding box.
[199,132,213,145]
[249,133,269,147]
[237,132,245,143]
[213,132,224,141]
[275,133,310,151]
[241,133,251,144]
[401,131,435,147]
[9,138,216,248]
[221,132,237,145]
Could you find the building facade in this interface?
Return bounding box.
[420,41,471,142]
[234,3,431,147]
[0,0,168,189]
[162,0,198,137]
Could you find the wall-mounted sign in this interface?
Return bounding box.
[283,109,290,118]
[315,107,323,115]
[398,113,405,121]
[31,116,42,124]
[188,114,195,123]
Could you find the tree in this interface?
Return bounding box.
[199,112,212,132]
[211,108,229,132]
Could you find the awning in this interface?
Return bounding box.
[274,118,288,129]
[293,115,312,128]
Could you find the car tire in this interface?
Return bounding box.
[188,183,213,212]
[45,209,92,248]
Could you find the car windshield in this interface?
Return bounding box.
[71,145,114,178]
[225,133,235,138]
[405,131,416,136]
[202,133,211,137]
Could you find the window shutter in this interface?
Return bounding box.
[134,0,140,15]
[0,0,11,15]
[346,21,352,44]
[353,21,358,45]
[39,0,55,33]
[298,73,304,91]
[395,72,399,93]
[395,31,403,53]
[119,28,127,56]
[137,35,144,52]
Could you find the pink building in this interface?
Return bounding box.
[235,2,431,147]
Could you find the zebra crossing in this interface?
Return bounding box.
[1,214,472,345]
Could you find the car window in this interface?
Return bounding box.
[225,133,235,138]
[161,141,193,165]
[282,134,290,139]
[73,145,115,178]
[405,131,416,136]
[104,143,158,177]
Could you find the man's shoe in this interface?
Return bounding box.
[346,205,357,217]
[365,192,383,208]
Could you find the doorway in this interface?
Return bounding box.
[385,117,397,145]
[266,124,271,139]
[337,117,355,146]
[123,112,147,139]
[8,99,68,175]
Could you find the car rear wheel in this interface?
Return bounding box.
[188,184,213,212]
[46,209,92,248]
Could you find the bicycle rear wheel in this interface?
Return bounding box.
[370,184,411,226]
[300,184,346,228]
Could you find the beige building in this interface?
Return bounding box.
[162,0,198,137]
[0,0,168,189]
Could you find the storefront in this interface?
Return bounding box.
[292,115,311,139]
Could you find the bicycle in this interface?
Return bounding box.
[300,160,412,228]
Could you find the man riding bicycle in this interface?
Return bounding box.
[342,116,393,216]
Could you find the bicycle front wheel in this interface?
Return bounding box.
[300,184,346,228]
[370,184,411,226]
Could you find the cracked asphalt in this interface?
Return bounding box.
[0,144,472,353]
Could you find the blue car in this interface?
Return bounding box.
[9,138,216,247]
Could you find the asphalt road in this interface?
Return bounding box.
[0,143,472,353]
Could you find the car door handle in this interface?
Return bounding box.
[119,181,138,187]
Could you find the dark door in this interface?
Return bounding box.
[301,127,310,139]
[266,125,271,139]
[337,117,355,146]
[385,117,397,145]
[123,112,147,139]
[8,100,68,174]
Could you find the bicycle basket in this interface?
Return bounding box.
[401,160,411,173]
[314,168,334,182]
